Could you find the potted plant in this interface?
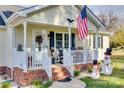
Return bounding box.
[17,44,23,51]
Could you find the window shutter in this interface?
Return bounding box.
[71,33,75,48]
[93,35,96,49]
[50,31,54,48]
[101,35,103,49]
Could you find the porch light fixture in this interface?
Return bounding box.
[66,18,74,23]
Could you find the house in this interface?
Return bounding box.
[0,5,111,86]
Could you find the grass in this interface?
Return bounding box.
[80,49,124,88]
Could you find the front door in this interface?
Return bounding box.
[33,32,43,52]
[32,30,48,52]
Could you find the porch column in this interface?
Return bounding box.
[23,21,27,51]
[95,28,99,61]
[12,27,16,51]
[83,38,88,64]
[68,22,71,53]
[23,21,27,71]
[67,18,74,53]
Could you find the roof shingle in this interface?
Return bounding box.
[0,15,5,26]
[2,10,14,18]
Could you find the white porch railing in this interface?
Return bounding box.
[13,49,52,73]
[27,51,43,69]
[71,49,92,64]
[13,51,43,70]
[13,49,52,79]
[13,51,27,70]
[63,49,92,77]
[63,49,73,77]
[41,49,52,80]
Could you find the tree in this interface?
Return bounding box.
[98,11,119,32]
[98,11,123,48]
[110,27,124,48]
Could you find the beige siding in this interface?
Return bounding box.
[16,26,100,50]
[103,35,109,51]
[5,27,13,68]
[15,24,76,50]
[0,29,7,66]
[15,24,98,50]
[27,5,96,30]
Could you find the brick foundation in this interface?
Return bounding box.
[13,63,93,87]
[52,66,71,80]
[74,63,93,71]
[0,66,12,77]
[13,67,49,86]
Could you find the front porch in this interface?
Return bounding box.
[13,21,94,69]
[11,21,94,86]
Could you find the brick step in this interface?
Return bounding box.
[52,65,71,80]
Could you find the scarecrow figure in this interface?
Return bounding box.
[91,60,100,79]
[101,48,113,75]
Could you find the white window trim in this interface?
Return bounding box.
[54,31,75,49]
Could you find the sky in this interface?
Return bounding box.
[88,5,124,25]
[88,5,124,17]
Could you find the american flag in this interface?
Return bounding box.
[77,6,88,40]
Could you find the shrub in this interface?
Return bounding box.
[41,81,53,88]
[32,80,53,88]
[74,70,80,77]
[32,80,42,88]
[87,65,93,73]
[1,82,11,88]
[98,61,103,65]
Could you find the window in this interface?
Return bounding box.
[93,35,102,49]
[56,33,63,48]
[71,33,75,48]
[98,36,101,48]
[64,34,69,48]
[55,33,75,49]
[89,35,91,46]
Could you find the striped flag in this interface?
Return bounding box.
[77,5,88,40]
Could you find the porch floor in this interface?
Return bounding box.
[52,64,63,67]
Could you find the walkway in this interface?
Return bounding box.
[49,78,86,88]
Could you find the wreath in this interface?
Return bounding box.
[35,35,43,44]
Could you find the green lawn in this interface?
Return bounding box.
[80,50,124,88]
